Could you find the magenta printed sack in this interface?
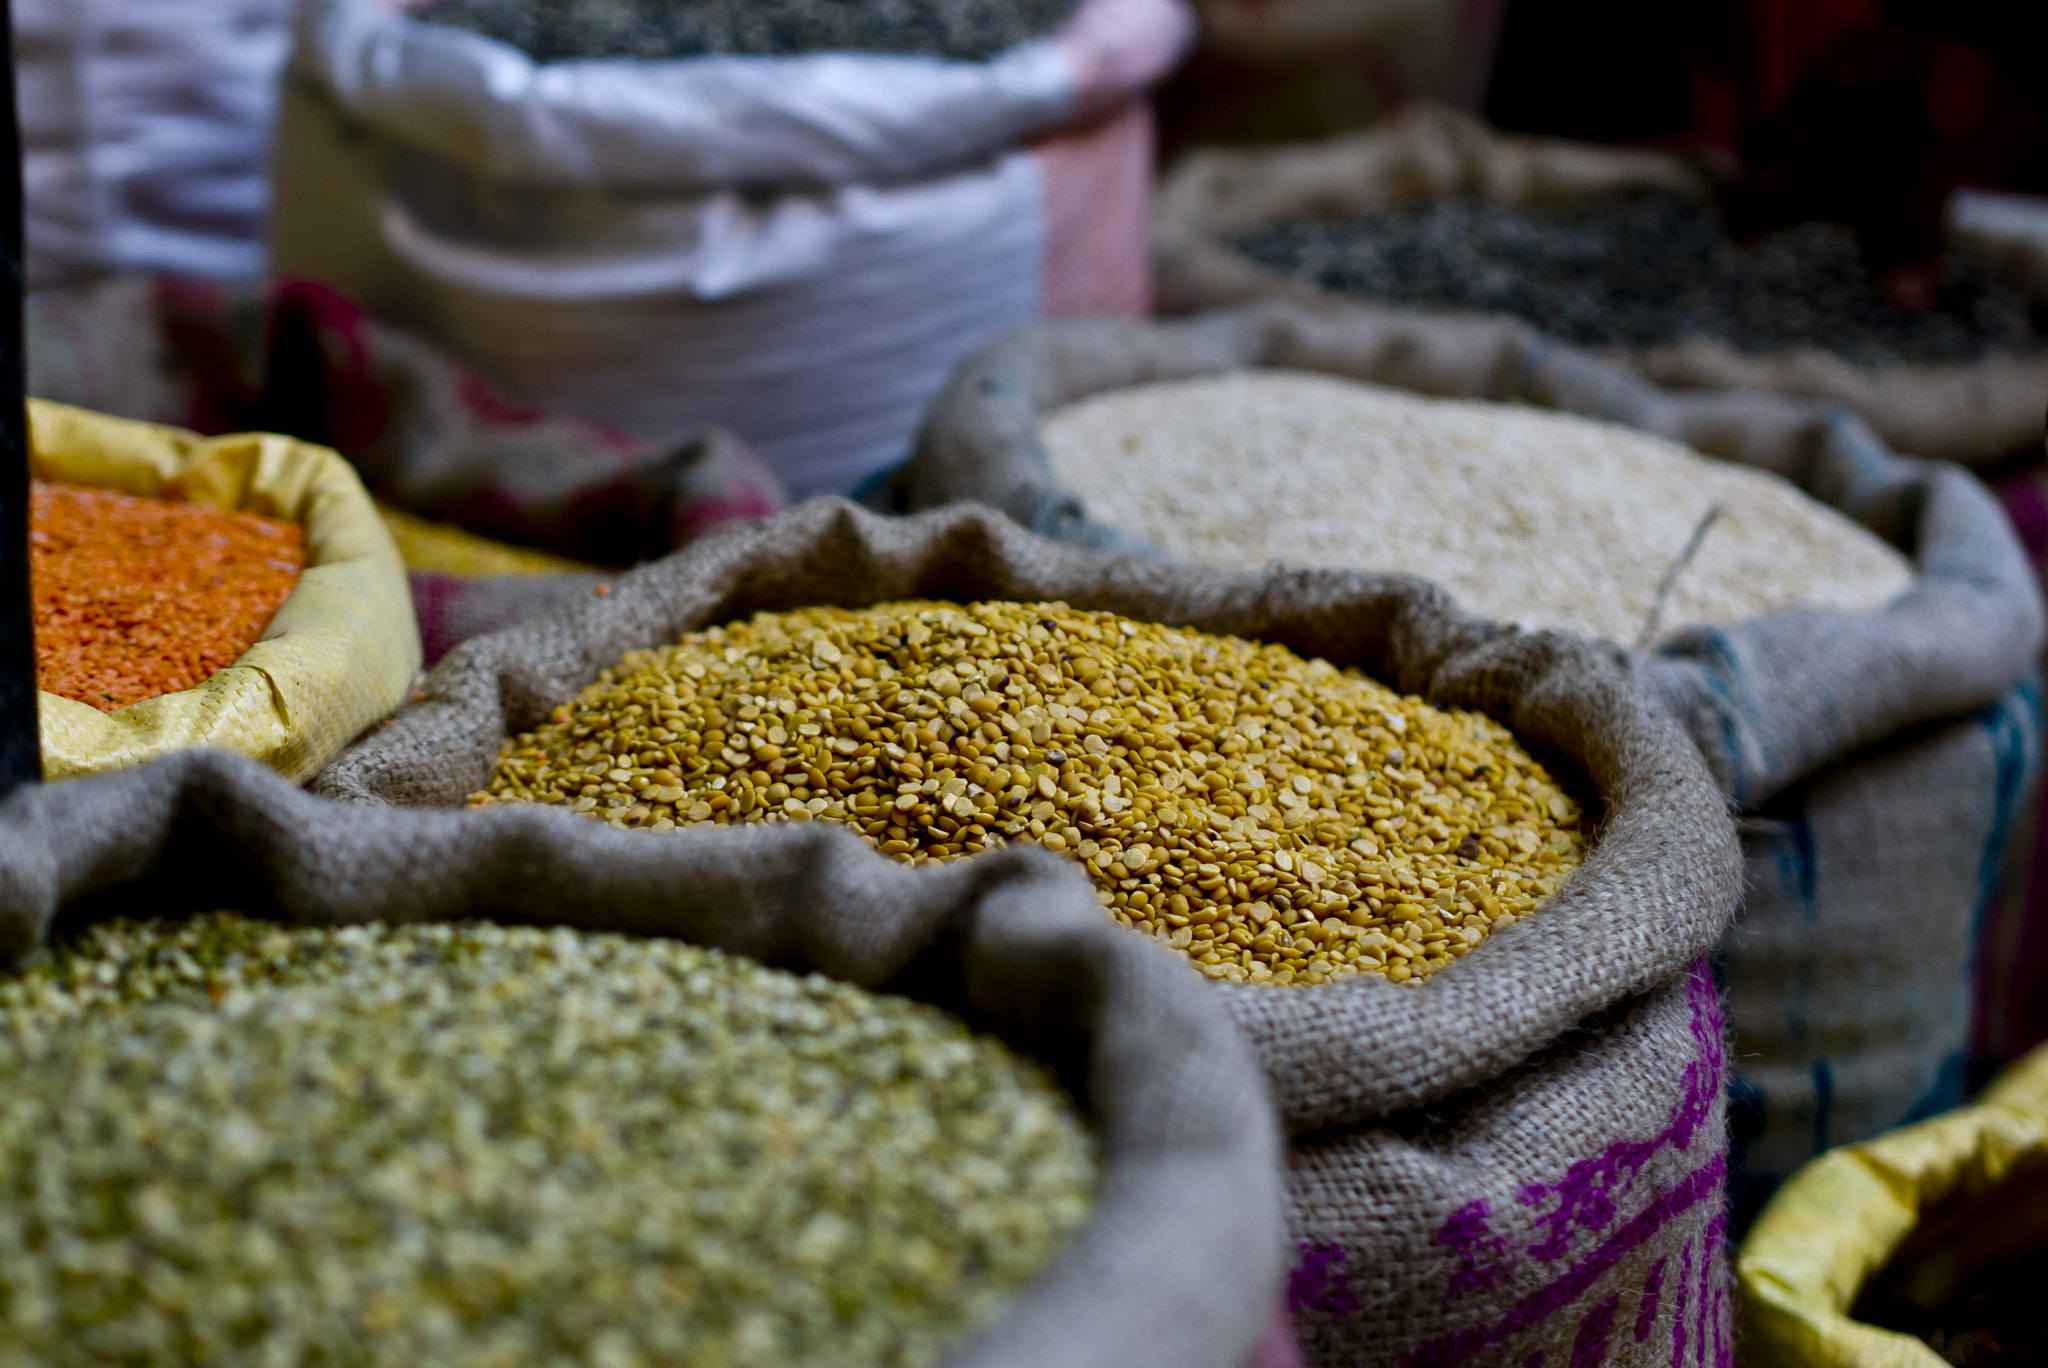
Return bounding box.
[1282,963,1731,1367]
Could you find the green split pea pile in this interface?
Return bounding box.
[472,601,1589,986]
[0,914,1096,1368]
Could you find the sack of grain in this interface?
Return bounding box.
[900,299,2046,1242]
[28,399,419,783]
[26,275,790,567]
[1738,1041,2048,1366]
[0,746,1282,1368]
[271,0,1193,503]
[15,0,292,288]
[314,496,1744,1366]
[1153,103,2048,466]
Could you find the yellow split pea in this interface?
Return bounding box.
[470,602,1587,985]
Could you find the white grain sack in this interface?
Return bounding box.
[1040,369,1915,646]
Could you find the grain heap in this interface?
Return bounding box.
[1038,370,1916,646]
[469,600,1587,986]
[1229,194,2041,367]
[376,500,590,577]
[0,913,1095,1368]
[32,481,304,711]
[414,0,1079,62]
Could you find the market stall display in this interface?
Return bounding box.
[0,746,1285,1368]
[272,0,1193,501]
[26,400,417,782]
[0,912,1096,1365]
[467,599,1587,987]
[1153,104,2048,464]
[1739,1042,2048,1367]
[903,299,2043,1246]
[316,497,1744,1367]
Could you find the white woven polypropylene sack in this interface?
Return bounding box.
[15,0,292,288]
[271,0,1191,501]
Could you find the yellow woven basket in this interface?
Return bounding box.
[30,400,420,782]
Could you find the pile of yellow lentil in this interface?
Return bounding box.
[471,602,1588,985]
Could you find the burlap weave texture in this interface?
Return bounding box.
[902,298,2047,1274]
[0,746,1282,1368]
[314,497,1744,1366]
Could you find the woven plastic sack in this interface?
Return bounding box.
[1738,1043,2048,1367]
[24,275,791,568]
[1152,103,2048,466]
[0,746,1282,1368]
[271,0,1192,501]
[29,399,418,783]
[15,0,291,288]
[312,497,1744,1367]
[901,298,2045,1236]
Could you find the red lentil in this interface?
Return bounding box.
[31,481,305,711]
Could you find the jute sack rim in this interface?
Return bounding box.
[0,746,1282,1368]
[314,497,1743,1133]
[1151,103,2048,465]
[28,400,421,784]
[900,299,2047,809]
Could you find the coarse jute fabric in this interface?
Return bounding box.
[314,496,1744,1366]
[901,300,2045,1210]
[1151,103,2048,466]
[0,745,1281,1368]
[1286,962,1732,1368]
[1726,681,2042,1231]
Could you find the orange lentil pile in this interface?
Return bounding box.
[32,482,305,712]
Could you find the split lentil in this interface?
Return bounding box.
[0,913,1095,1368]
[414,0,1080,63]
[470,600,1587,986]
[1038,370,1916,646]
[32,481,304,711]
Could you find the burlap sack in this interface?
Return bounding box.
[0,746,1281,1368]
[1726,681,2042,1231]
[900,299,2048,1256]
[314,497,1743,1366]
[1151,103,2048,465]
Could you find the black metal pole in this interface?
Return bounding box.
[0,0,39,796]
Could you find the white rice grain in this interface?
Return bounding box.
[1040,370,1914,646]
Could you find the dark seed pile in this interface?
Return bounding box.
[1231,193,2044,367]
[1859,1249,2048,1367]
[414,0,1080,62]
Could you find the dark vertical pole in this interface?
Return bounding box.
[0,0,38,796]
